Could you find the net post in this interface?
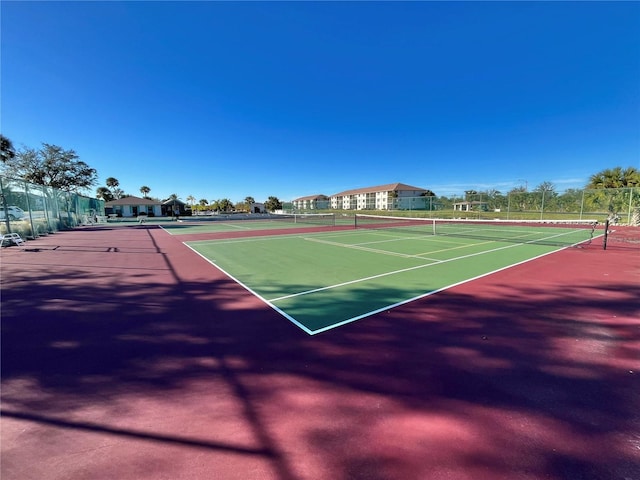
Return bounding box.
[603,219,609,250]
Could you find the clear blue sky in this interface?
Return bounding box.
[2,1,639,203]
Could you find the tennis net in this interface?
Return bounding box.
[354,214,600,247]
[271,213,336,226]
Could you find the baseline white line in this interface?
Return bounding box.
[183,243,315,335]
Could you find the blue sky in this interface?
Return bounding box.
[2,1,639,203]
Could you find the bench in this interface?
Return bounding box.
[0,233,26,248]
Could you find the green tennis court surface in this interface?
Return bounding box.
[162,213,349,235]
[186,218,600,334]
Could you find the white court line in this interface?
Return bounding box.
[303,236,430,259]
[307,247,554,335]
[269,241,520,302]
[215,222,254,230]
[310,231,602,335]
[184,227,601,335]
[183,243,315,335]
[269,227,589,302]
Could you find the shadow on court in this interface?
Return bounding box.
[1,225,638,480]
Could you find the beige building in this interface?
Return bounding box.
[291,194,330,211]
[330,182,429,210]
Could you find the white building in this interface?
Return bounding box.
[250,202,266,213]
[291,194,330,211]
[105,196,162,217]
[330,183,429,211]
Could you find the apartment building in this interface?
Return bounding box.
[330,182,429,210]
[291,194,331,211]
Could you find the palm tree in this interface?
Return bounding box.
[105,177,124,199]
[586,167,640,218]
[588,166,640,189]
[186,195,196,214]
[140,186,151,198]
[96,186,114,201]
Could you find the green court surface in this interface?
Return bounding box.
[186,222,599,335]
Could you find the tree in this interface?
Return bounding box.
[555,188,582,213]
[484,189,506,211]
[186,195,195,209]
[508,186,528,211]
[264,196,283,212]
[218,198,234,212]
[140,185,151,198]
[464,190,478,201]
[96,186,114,202]
[234,196,255,213]
[199,198,208,207]
[2,143,97,191]
[534,181,556,193]
[106,177,119,189]
[1,135,16,163]
[586,167,640,216]
[532,181,557,213]
[587,166,640,189]
[97,177,125,200]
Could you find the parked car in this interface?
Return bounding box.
[0,206,26,220]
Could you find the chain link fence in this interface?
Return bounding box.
[0,175,105,240]
[392,188,640,225]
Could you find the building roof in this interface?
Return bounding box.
[293,194,329,202]
[162,198,187,206]
[332,183,427,197]
[105,196,160,206]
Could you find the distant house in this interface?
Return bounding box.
[162,198,190,217]
[105,196,162,217]
[250,202,266,214]
[292,194,330,211]
[330,182,430,211]
[453,201,489,212]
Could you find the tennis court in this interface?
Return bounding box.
[186,215,601,334]
[2,218,637,480]
[161,213,347,235]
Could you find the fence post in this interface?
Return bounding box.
[24,181,37,238]
[0,177,11,235]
